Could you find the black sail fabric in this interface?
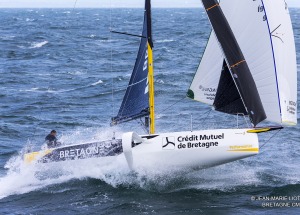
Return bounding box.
[201,0,266,126]
[214,60,247,115]
[112,0,152,124]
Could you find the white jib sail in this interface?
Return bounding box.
[189,0,297,125]
[189,31,223,105]
[262,0,297,125]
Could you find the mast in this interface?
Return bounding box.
[146,0,155,134]
[148,43,155,134]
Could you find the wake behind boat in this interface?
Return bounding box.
[24,0,297,171]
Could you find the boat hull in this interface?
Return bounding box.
[24,139,123,164]
[129,128,259,170]
[24,128,259,170]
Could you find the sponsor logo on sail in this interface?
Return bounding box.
[199,85,216,92]
[198,85,216,100]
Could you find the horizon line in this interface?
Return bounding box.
[0,6,299,9]
[0,7,203,8]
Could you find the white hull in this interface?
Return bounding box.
[124,128,259,170]
[24,128,259,170]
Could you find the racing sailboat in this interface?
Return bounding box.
[24,0,297,171]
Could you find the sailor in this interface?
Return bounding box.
[45,130,60,148]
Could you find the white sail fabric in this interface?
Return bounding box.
[262,0,297,125]
[188,31,223,105]
[189,0,297,125]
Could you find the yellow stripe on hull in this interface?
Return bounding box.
[247,128,271,133]
[227,148,259,152]
[247,126,283,134]
[24,149,52,163]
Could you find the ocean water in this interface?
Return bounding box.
[0,8,300,214]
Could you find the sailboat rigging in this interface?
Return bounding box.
[24,0,297,171]
[111,0,155,134]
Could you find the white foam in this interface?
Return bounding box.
[19,87,72,94]
[156,79,165,84]
[91,80,103,86]
[67,70,87,75]
[0,151,60,199]
[0,35,15,40]
[26,18,34,22]
[21,87,40,92]
[155,39,174,43]
[0,127,125,199]
[1,127,299,199]
[30,41,48,49]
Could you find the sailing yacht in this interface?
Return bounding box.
[24,0,297,171]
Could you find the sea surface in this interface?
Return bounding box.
[0,8,300,214]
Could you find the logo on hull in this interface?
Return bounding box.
[162,137,175,150]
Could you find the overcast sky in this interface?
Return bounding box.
[0,0,299,8]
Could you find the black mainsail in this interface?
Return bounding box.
[200,0,266,126]
[112,0,153,126]
[213,60,247,115]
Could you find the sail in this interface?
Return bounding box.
[112,0,153,125]
[213,60,247,115]
[187,31,223,105]
[192,0,266,126]
[262,0,297,125]
[189,0,297,125]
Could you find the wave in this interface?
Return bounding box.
[19,87,55,93]
[99,39,119,43]
[1,124,300,200]
[19,83,114,95]
[0,35,15,40]
[67,70,87,76]
[29,41,48,49]
[155,39,175,43]
[20,87,40,92]
[0,127,125,199]
[19,87,77,94]
[91,80,103,86]
[26,18,35,22]
[1,154,297,200]
[155,79,165,84]
[88,34,96,38]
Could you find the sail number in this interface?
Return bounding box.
[252,0,267,21]
[258,5,267,21]
[287,100,297,115]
